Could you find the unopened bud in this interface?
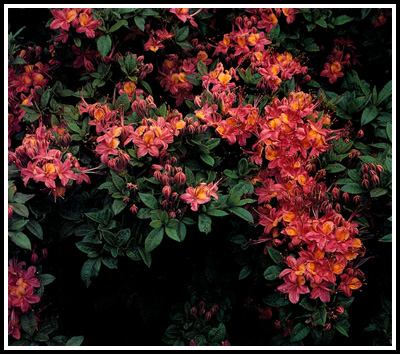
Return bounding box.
[162,185,172,199]
[210,304,219,315]
[169,211,176,219]
[363,173,370,181]
[164,164,172,174]
[170,157,177,165]
[221,340,230,346]
[8,205,14,218]
[190,307,198,318]
[353,195,360,204]
[361,179,370,189]
[332,187,340,200]
[123,197,130,204]
[375,164,384,174]
[335,306,344,315]
[371,174,380,186]
[31,252,39,264]
[356,129,364,139]
[41,248,48,259]
[171,192,179,202]
[362,164,369,174]
[335,203,341,213]
[204,311,212,322]
[369,163,376,172]
[154,170,163,181]
[161,174,170,185]
[323,323,332,331]
[199,301,205,310]
[194,95,202,107]
[325,202,332,214]
[274,320,281,330]
[174,171,186,186]
[190,340,196,346]
[342,192,350,204]
[130,204,138,214]
[273,239,283,247]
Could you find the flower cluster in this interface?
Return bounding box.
[50,8,102,43]
[8,258,41,339]
[9,124,90,200]
[320,38,360,84]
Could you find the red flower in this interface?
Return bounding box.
[50,8,78,31]
[277,274,310,304]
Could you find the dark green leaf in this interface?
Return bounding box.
[267,246,284,265]
[379,234,392,242]
[376,80,392,106]
[102,255,118,269]
[198,213,212,234]
[10,203,29,217]
[333,15,354,25]
[20,311,37,337]
[206,209,229,217]
[335,319,350,337]
[97,34,112,58]
[200,153,214,166]
[140,80,153,95]
[228,207,253,222]
[80,257,101,287]
[175,26,189,42]
[39,274,56,286]
[25,220,43,240]
[145,227,164,252]
[299,297,317,311]
[370,188,388,198]
[208,323,226,342]
[264,265,282,281]
[112,199,127,215]
[291,323,311,342]
[138,248,152,268]
[341,183,364,194]
[66,336,84,346]
[361,106,379,126]
[134,15,145,31]
[139,193,158,209]
[263,293,290,307]
[9,231,31,250]
[109,19,128,32]
[325,163,346,173]
[312,307,327,326]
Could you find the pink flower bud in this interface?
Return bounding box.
[171,192,178,202]
[190,340,196,346]
[361,179,370,189]
[41,248,48,259]
[274,320,281,330]
[123,197,130,204]
[194,95,202,107]
[190,307,198,318]
[169,211,176,219]
[161,174,170,185]
[204,311,212,322]
[369,163,376,171]
[170,157,177,166]
[273,239,283,247]
[362,164,369,174]
[325,202,332,214]
[335,203,341,213]
[222,340,230,346]
[353,195,360,204]
[342,192,350,204]
[154,170,163,181]
[162,185,172,199]
[210,304,219,315]
[332,187,340,200]
[335,306,344,314]
[31,252,39,264]
[371,174,380,186]
[130,205,138,214]
[356,129,364,139]
[8,205,14,218]
[152,164,164,171]
[174,171,186,186]
[323,323,332,331]
[376,164,384,174]
[199,301,205,310]
[363,173,370,181]
[164,164,172,174]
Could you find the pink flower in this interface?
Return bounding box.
[180,184,212,211]
[50,8,78,31]
[277,275,310,304]
[170,8,202,28]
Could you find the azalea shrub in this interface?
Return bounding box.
[7,7,392,346]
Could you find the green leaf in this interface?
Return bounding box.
[263,265,282,281]
[145,227,164,252]
[13,192,35,204]
[112,198,127,215]
[341,183,364,194]
[316,18,327,28]
[263,293,290,307]
[140,80,153,96]
[228,207,253,223]
[333,15,354,25]
[290,323,311,342]
[66,336,84,346]
[115,93,130,112]
[361,106,379,126]
[335,319,350,337]
[198,213,212,234]
[10,203,29,217]
[312,307,327,326]
[33,333,50,342]
[97,34,112,58]
[39,273,56,286]
[238,265,252,280]
[134,15,145,31]
[165,220,181,241]
[9,231,31,250]
[138,248,152,268]
[40,88,52,108]
[116,228,131,246]
[20,311,37,337]
[208,323,226,342]
[379,234,392,242]
[370,188,388,198]
[177,40,193,51]
[81,257,101,287]
[304,42,319,52]
[386,123,392,142]
[110,170,126,191]
[325,163,346,173]
[197,60,208,76]
[200,153,214,166]
[361,8,371,19]
[102,256,118,269]
[109,19,128,32]
[267,246,284,265]
[335,178,354,185]
[139,193,158,209]
[299,297,317,311]
[175,26,189,42]
[376,80,392,106]
[206,209,229,217]
[9,219,29,230]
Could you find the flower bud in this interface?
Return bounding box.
[325,202,332,214]
[371,174,380,186]
[273,239,283,247]
[363,173,370,181]
[342,192,350,204]
[210,304,219,315]
[190,340,196,346]
[361,179,370,189]
[169,211,176,219]
[31,252,39,264]
[41,248,48,259]
[353,195,360,204]
[369,163,376,172]
[335,306,344,315]
[123,197,130,204]
[199,301,205,310]
[8,205,14,218]
[190,307,198,318]
[376,164,384,174]
[174,171,186,186]
[199,308,205,316]
[204,311,212,322]
[356,129,364,139]
[170,157,177,166]
[130,204,138,214]
[154,170,163,181]
[332,187,340,200]
[194,95,202,107]
[164,164,172,174]
[162,185,172,199]
[323,323,332,331]
[126,183,137,190]
[221,340,230,346]
[274,320,281,330]
[151,164,164,171]
[161,174,170,185]
[171,192,179,202]
[335,203,341,213]
[362,164,369,174]
[59,133,71,148]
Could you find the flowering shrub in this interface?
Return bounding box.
[7,7,392,347]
